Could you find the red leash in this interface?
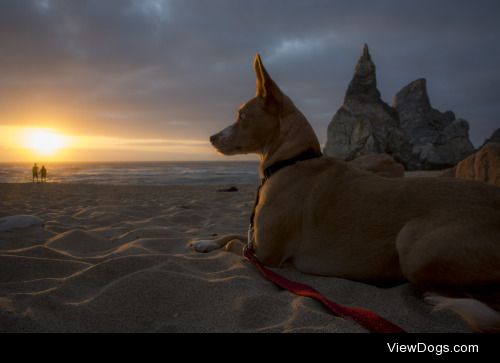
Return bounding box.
[244,247,405,333]
[246,151,405,333]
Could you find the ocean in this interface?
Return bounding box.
[0,161,260,186]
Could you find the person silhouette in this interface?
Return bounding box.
[32,163,39,182]
[40,165,47,183]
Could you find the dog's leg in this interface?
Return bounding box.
[188,234,247,253]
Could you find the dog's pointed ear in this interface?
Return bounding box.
[254,54,267,98]
[254,54,284,110]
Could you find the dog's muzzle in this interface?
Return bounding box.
[209,134,218,145]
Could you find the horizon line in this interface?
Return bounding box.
[0,159,259,164]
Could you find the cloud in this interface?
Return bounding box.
[0,0,499,153]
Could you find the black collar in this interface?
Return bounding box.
[262,148,323,182]
[250,148,322,228]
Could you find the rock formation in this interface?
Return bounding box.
[394,79,475,169]
[325,44,476,170]
[482,128,500,147]
[324,45,411,165]
[453,143,500,187]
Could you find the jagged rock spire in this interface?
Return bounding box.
[345,43,381,102]
[324,43,411,166]
[393,78,432,112]
[395,78,457,146]
[362,43,371,59]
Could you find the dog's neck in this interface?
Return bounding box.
[262,148,322,181]
[259,110,322,178]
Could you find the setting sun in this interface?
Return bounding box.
[21,128,68,156]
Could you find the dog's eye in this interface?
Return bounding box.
[239,113,250,128]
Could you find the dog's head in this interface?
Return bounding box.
[210,54,292,156]
[211,54,321,171]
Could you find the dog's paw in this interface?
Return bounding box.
[188,239,221,253]
[224,239,245,255]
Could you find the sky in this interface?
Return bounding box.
[0,0,499,162]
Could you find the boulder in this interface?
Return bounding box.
[324,45,412,166]
[349,154,405,178]
[453,143,500,187]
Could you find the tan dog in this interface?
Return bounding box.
[190,55,500,331]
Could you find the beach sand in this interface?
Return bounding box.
[0,183,469,332]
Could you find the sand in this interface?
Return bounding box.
[0,183,470,332]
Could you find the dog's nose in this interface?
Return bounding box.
[210,134,217,144]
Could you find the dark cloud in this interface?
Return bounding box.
[0,0,499,147]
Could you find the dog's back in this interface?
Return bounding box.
[257,156,500,287]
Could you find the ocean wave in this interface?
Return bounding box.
[0,162,260,186]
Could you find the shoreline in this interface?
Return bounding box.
[0,182,257,187]
[0,168,446,187]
